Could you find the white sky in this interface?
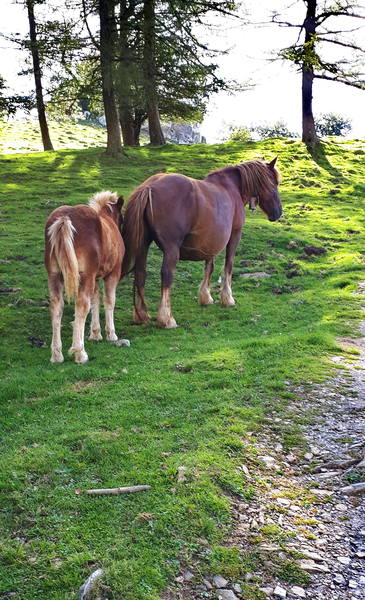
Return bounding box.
[1,0,364,142]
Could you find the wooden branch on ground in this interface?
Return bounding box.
[76,485,151,495]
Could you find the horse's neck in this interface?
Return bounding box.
[205,168,242,198]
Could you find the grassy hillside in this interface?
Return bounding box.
[0,118,107,153]
[0,139,364,600]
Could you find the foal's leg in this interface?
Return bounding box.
[103,274,119,341]
[89,282,102,341]
[220,230,241,307]
[133,241,151,324]
[48,273,64,363]
[199,258,215,305]
[157,246,179,329]
[68,275,93,364]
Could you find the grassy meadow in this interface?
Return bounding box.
[0,136,364,599]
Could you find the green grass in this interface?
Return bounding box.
[0,136,364,599]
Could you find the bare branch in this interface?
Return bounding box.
[314,73,365,89]
[317,37,365,53]
[317,11,365,25]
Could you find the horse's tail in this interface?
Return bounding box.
[121,184,151,277]
[47,216,79,301]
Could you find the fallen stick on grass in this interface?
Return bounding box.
[76,485,151,495]
[79,568,104,600]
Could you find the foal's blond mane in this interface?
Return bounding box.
[88,191,119,213]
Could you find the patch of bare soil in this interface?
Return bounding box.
[163,302,365,599]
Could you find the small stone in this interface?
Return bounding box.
[359,529,365,536]
[304,452,313,461]
[121,368,128,374]
[359,576,365,585]
[275,443,283,452]
[287,454,296,463]
[277,497,291,506]
[260,588,274,596]
[258,455,277,468]
[175,576,184,584]
[213,575,229,588]
[216,590,238,600]
[203,579,213,590]
[356,551,365,558]
[312,489,333,497]
[334,573,346,585]
[232,583,242,593]
[301,550,324,562]
[183,570,194,581]
[291,586,306,598]
[239,271,271,279]
[114,338,131,347]
[245,572,254,581]
[196,584,207,592]
[287,241,298,249]
[349,580,358,589]
[338,556,351,566]
[341,482,365,495]
[335,503,347,510]
[240,464,250,475]
[273,584,287,598]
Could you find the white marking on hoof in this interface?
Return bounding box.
[50,351,64,363]
[158,317,178,329]
[106,332,118,342]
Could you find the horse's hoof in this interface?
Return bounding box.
[199,296,214,306]
[159,317,178,329]
[133,309,151,325]
[50,352,64,363]
[89,331,103,341]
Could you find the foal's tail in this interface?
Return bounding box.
[47,216,79,301]
[121,184,151,277]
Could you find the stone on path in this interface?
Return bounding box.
[291,586,306,598]
[273,584,287,598]
[212,575,229,588]
[216,590,238,600]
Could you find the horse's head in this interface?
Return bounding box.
[239,158,282,222]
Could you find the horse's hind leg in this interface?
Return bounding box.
[89,282,102,341]
[157,246,179,329]
[133,241,151,324]
[48,272,64,363]
[69,274,93,364]
[103,273,119,341]
[199,258,215,305]
[220,230,241,307]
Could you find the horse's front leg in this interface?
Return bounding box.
[199,258,215,305]
[133,241,151,324]
[220,230,241,307]
[157,246,179,329]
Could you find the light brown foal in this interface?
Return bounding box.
[45,191,124,364]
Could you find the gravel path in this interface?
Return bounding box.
[163,304,365,599]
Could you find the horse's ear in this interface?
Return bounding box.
[117,195,124,209]
[268,157,278,170]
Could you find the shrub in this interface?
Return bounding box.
[254,120,297,139]
[315,113,352,136]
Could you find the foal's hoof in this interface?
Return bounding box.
[220,295,235,307]
[106,332,118,342]
[199,296,214,306]
[68,347,89,364]
[50,351,64,363]
[158,317,178,329]
[89,331,103,341]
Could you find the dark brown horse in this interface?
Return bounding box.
[121,159,282,328]
[45,191,124,363]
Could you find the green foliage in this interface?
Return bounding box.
[0,135,364,599]
[254,121,297,140]
[0,75,33,117]
[315,113,352,137]
[228,126,253,142]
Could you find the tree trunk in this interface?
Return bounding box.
[142,0,165,145]
[26,0,54,151]
[117,0,136,146]
[99,0,122,156]
[133,109,148,146]
[301,0,318,150]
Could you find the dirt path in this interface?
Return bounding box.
[163,301,365,599]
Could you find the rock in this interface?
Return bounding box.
[349,580,358,589]
[304,452,313,460]
[260,587,274,596]
[355,551,365,558]
[239,272,271,279]
[212,575,229,588]
[359,576,365,585]
[337,556,351,565]
[276,497,291,506]
[258,455,277,468]
[216,590,238,600]
[287,241,298,248]
[203,579,213,590]
[298,559,329,572]
[175,576,184,584]
[273,584,287,598]
[79,569,104,600]
[114,338,131,347]
[291,586,306,598]
[334,573,346,585]
[312,489,333,497]
[275,443,283,452]
[341,482,365,495]
[183,570,194,581]
[177,466,187,483]
[232,583,242,593]
[300,550,325,562]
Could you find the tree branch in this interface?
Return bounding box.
[314,73,365,89]
[317,37,365,53]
